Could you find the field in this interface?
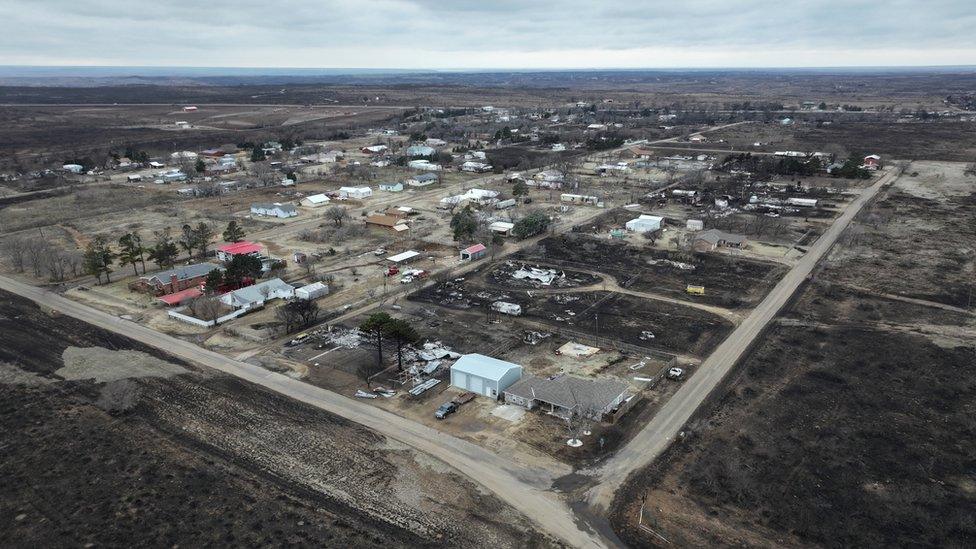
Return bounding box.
[609,162,976,548]
[0,290,553,548]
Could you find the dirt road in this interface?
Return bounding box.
[584,168,895,510]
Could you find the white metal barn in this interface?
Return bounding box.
[450,354,523,399]
[625,214,663,233]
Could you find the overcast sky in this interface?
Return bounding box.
[1,0,974,69]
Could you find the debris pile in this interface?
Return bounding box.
[523,331,552,345]
[647,258,697,270]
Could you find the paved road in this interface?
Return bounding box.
[0,273,610,548]
[584,169,895,510]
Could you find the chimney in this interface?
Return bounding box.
[170,274,179,293]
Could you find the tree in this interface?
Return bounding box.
[194,158,206,173]
[1,236,28,273]
[275,300,320,334]
[383,319,419,372]
[82,235,115,284]
[326,205,349,227]
[222,220,246,243]
[178,224,196,258]
[117,232,145,276]
[250,147,266,162]
[512,210,551,240]
[147,228,180,269]
[512,180,529,199]
[450,205,478,241]
[192,222,214,257]
[359,312,393,380]
[187,295,222,322]
[223,253,263,288]
[204,269,224,294]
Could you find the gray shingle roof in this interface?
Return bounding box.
[504,374,628,413]
[146,262,221,285]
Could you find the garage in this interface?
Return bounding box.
[449,354,523,399]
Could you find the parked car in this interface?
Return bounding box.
[667,367,685,381]
[434,402,458,419]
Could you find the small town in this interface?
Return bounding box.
[1,2,975,548]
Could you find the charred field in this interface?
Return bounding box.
[0,290,549,549]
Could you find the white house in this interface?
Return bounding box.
[251,203,298,218]
[220,278,295,309]
[461,161,492,173]
[625,214,663,233]
[338,186,372,199]
[407,173,439,187]
[378,182,404,192]
[407,159,442,171]
[301,194,331,207]
[62,163,84,174]
[450,354,523,399]
[490,221,515,236]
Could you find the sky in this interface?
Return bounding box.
[1,0,974,69]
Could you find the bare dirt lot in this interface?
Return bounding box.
[0,290,553,548]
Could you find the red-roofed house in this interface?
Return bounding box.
[216,241,263,261]
[460,243,487,261]
[863,154,881,170]
[157,287,203,306]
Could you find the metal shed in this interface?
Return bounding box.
[449,354,523,399]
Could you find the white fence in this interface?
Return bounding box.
[168,307,249,327]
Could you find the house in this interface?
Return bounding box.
[301,193,331,207]
[407,173,439,187]
[494,198,517,210]
[251,203,298,218]
[378,182,404,192]
[693,229,748,252]
[438,188,500,209]
[161,169,187,183]
[383,206,413,218]
[460,243,487,261]
[560,193,599,206]
[425,138,447,147]
[534,170,564,183]
[300,150,343,164]
[338,186,372,199]
[405,144,436,157]
[171,151,198,160]
[465,150,487,160]
[450,354,523,399]
[148,161,165,169]
[295,281,329,300]
[126,174,142,182]
[199,148,225,158]
[490,221,515,236]
[625,214,663,233]
[407,159,441,171]
[182,106,198,112]
[863,154,881,170]
[216,241,263,262]
[205,163,237,177]
[220,278,295,310]
[131,262,222,295]
[461,161,492,173]
[364,214,406,231]
[686,219,704,231]
[361,144,388,154]
[503,374,630,421]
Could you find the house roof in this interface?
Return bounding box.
[405,144,436,156]
[218,241,262,255]
[504,374,629,412]
[145,262,221,285]
[303,193,330,204]
[224,278,294,305]
[462,243,486,254]
[365,214,401,227]
[451,354,522,381]
[412,173,438,182]
[157,287,203,305]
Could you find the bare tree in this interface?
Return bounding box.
[1,236,28,273]
[25,239,51,278]
[325,205,349,227]
[188,296,223,322]
[251,162,279,187]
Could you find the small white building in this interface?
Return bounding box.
[301,193,331,208]
[338,186,372,199]
[626,215,663,233]
[787,197,819,208]
[490,221,515,236]
[295,281,329,300]
[407,159,442,171]
[251,203,298,218]
[378,182,404,192]
[450,354,523,399]
[686,219,704,231]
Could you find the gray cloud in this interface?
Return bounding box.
[0,0,974,67]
